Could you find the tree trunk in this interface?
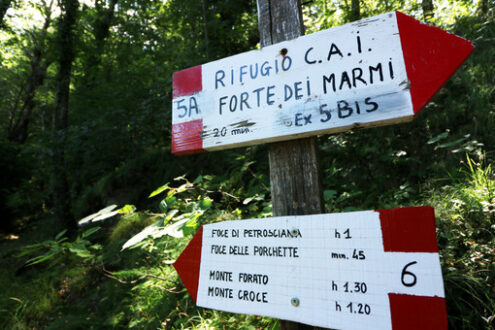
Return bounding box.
[92,0,118,65]
[201,0,209,61]
[257,0,324,329]
[0,0,12,28]
[7,1,54,144]
[85,0,118,81]
[350,0,360,22]
[52,0,79,232]
[478,0,488,15]
[421,0,434,23]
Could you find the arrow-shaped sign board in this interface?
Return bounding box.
[171,11,473,155]
[174,206,447,329]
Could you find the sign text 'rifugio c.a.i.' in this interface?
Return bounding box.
[171,11,473,155]
[173,206,447,329]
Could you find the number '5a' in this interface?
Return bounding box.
[401,261,418,287]
[175,97,199,118]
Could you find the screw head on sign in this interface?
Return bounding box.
[291,228,299,236]
[291,297,300,307]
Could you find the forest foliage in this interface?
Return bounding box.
[0,0,494,328]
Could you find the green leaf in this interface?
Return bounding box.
[90,244,102,250]
[198,197,212,210]
[159,199,168,213]
[176,183,193,193]
[164,196,177,209]
[243,194,264,205]
[241,161,255,171]
[118,204,136,215]
[16,245,44,257]
[243,197,254,205]
[324,190,337,200]
[82,226,100,238]
[156,218,192,238]
[69,246,93,259]
[26,252,57,266]
[148,183,170,198]
[55,229,67,240]
[165,209,179,221]
[427,132,449,144]
[438,135,470,149]
[193,175,203,184]
[121,221,163,250]
[174,175,187,182]
[181,221,199,236]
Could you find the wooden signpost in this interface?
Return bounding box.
[174,206,447,329]
[171,4,474,329]
[171,11,473,155]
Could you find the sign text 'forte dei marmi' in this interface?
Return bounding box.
[171,11,473,155]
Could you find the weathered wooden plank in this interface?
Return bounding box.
[268,137,323,216]
[259,1,322,329]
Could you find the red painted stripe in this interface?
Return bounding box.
[172,65,203,98]
[171,119,205,155]
[389,293,447,329]
[173,226,203,303]
[377,206,438,253]
[396,11,474,114]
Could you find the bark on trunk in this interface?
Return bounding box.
[7,1,54,144]
[0,0,12,28]
[90,0,119,67]
[350,0,360,22]
[257,0,325,329]
[478,0,488,15]
[85,0,118,81]
[201,0,210,61]
[421,0,434,23]
[52,0,79,232]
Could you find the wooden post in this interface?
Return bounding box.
[257,0,324,328]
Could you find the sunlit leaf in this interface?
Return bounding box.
[243,197,253,205]
[78,205,118,226]
[159,199,168,213]
[198,197,212,210]
[121,222,162,251]
[118,204,136,215]
[148,184,170,198]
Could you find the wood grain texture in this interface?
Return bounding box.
[257,0,324,329]
[268,138,324,216]
[257,0,304,47]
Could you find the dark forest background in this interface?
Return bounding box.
[0,0,494,328]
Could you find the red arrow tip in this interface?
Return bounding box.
[173,226,203,303]
[396,11,474,114]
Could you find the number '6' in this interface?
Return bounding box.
[401,261,418,287]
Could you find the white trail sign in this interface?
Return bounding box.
[171,11,473,154]
[174,206,447,329]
